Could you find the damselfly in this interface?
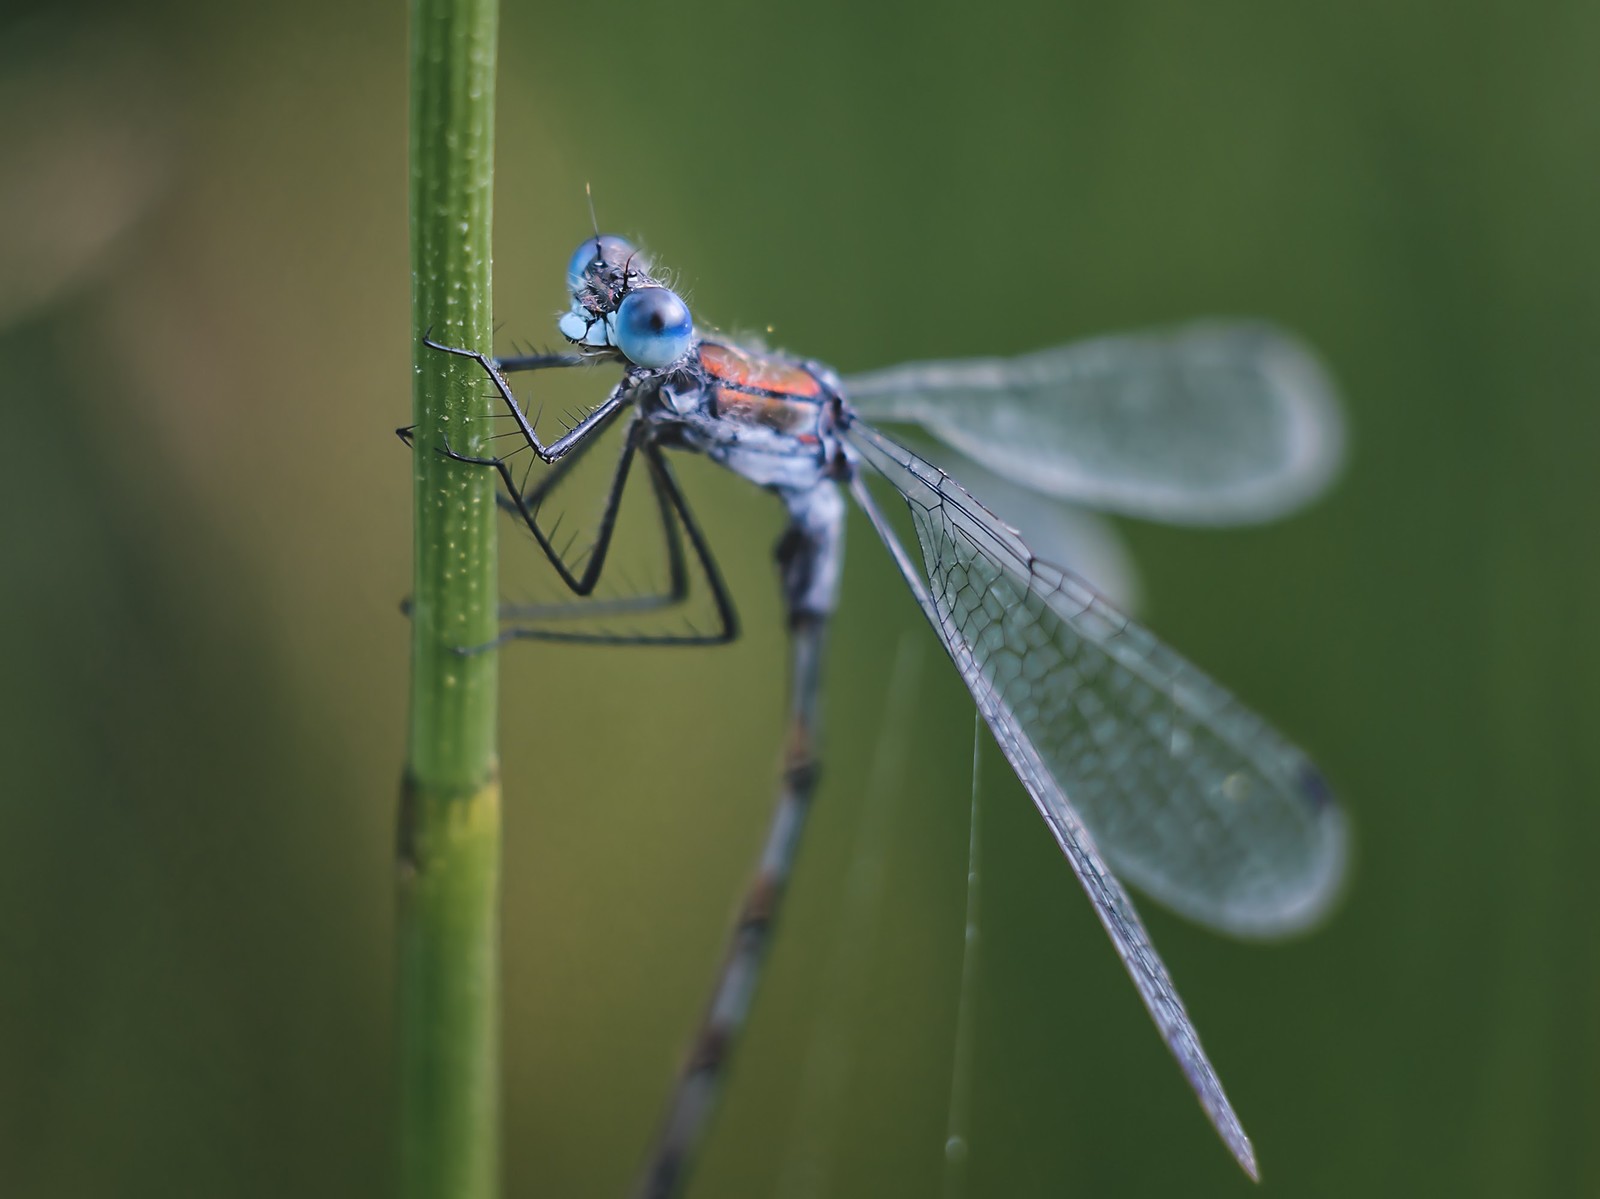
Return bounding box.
[413,233,1348,1196]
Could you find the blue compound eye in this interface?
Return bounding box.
[565,234,642,295]
[613,287,693,368]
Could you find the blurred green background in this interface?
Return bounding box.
[4,0,1598,1195]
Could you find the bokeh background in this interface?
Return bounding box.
[4,1,1599,1196]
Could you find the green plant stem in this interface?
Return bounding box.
[399,1,501,1198]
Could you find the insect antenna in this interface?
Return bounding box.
[586,181,602,242]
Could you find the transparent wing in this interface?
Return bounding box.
[846,424,1346,940]
[843,322,1344,525]
[846,425,1345,1174]
[905,439,1144,610]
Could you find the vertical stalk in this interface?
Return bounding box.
[399,2,500,1198]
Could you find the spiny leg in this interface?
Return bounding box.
[398,406,637,626]
[506,407,640,595]
[423,330,626,463]
[403,331,632,586]
[496,433,693,624]
[395,342,585,447]
[428,388,635,599]
[406,333,736,649]
[405,384,735,648]
[488,445,739,649]
[495,402,622,525]
[494,349,586,373]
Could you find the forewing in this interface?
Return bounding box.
[903,439,1144,610]
[847,425,1346,940]
[844,322,1344,525]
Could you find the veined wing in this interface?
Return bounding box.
[904,441,1144,610]
[845,423,1346,940]
[845,426,1345,1175]
[843,322,1344,525]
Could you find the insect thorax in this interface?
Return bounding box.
[644,340,844,492]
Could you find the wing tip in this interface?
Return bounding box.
[1239,1142,1262,1183]
[1197,1066,1260,1182]
[1159,319,1348,525]
[1246,792,1352,940]
[1117,767,1352,942]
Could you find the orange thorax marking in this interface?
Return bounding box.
[714,387,815,435]
[699,341,822,399]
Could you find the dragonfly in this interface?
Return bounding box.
[414,232,1348,1196]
